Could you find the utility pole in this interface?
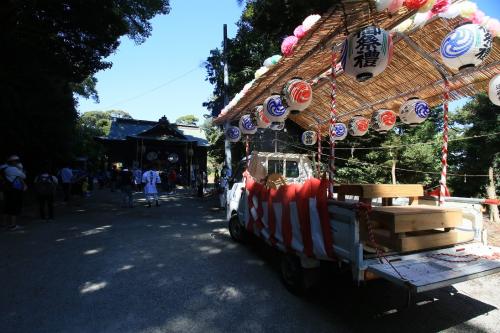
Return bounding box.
[223,24,232,174]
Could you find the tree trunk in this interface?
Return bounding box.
[391,159,397,185]
[487,167,500,223]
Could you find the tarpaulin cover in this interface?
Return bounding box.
[245,175,335,259]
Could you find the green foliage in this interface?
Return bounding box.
[176,115,199,126]
[0,0,170,175]
[80,110,132,136]
[201,120,225,166]
[448,94,500,197]
[203,0,333,116]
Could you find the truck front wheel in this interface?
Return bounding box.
[280,254,305,294]
[228,215,246,243]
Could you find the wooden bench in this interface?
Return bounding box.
[336,184,471,252]
[337,184,424,206]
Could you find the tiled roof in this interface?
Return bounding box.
[105,118,209,146]
[107,118,157,140]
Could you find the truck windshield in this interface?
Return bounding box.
[285,161,299,178]
[268,159,283,175]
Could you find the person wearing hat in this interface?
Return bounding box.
[3,155,27,231]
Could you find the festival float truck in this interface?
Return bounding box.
[226,152,500,298]
[214,1,500,299]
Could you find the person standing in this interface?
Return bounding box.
[133,167,142,192]
[142,165,161,207]
[119,168,134,208]
[59,165,73,202]
[167,168,177,194]
[218,168,229,209]
[34,167,58,221]
[196,169,204,198]
[3,155,27,230]
[0,162,9,227]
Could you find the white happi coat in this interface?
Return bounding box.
[142,170,161,194]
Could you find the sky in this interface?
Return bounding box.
[76,0,243,122]
[77,0,499,122]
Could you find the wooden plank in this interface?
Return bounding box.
[337,184,424,199]
[372,229,474,252]
[370,206,462,233]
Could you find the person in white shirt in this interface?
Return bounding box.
[59,166,73,202]
[142,166,161,207]
[3,155,27,230]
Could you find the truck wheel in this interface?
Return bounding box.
[228,215,246,243]
[280,254,305,295]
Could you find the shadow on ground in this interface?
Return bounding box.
[0,189,498,333]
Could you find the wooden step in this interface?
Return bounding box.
[372,229,474,252]
[370,205,462,233]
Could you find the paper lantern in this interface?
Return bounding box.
[239,114,257,135]
[270,122,285,131]
[330,123,348,141]
[254,105,271,129]
[440,23,493,71]
[488,74,500,106]
[301,131,317,146]
[431,0,450,15]
[263,95,288,123]
[263,55,282,68]
[302,14,321,31]
[348,116,370,136]
[399,98,431,125]
[340,26,393,82]
[282,79,312,114]
[281,36,298,57]
[255,66,269,79]
[405,0,429,10]
[439,3,460,19]
[226,126,241,143]
[371,109,397,133]
[458,1,477,19]
[294,25,306,39]
[375,0,404,13]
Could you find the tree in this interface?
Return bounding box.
[80,110,133,136]
[449,94,500,197]
[0,1,170,176]
[176,115,199,126]
[202,0,332,169]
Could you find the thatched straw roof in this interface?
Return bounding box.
[214,1,499,135]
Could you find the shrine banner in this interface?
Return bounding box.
[245,176,335,259]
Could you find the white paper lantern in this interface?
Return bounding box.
[269,122,285,131]
[330,123,348,141]
[254,105,271,129]
[263,95,288,123]
[226,126,241,143]
[263,55,282,68]
[301,131,317,146]
[348,116,370,136]
[375,0,404,13]
[341,26,393,82]
[399,98,431,125]
[371,109,397,133]
[488,74,500,106]
[282,79,313,114]
[440,23,493,71]
[239,114,257,135]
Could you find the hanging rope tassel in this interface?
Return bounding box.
[317,126,322,178]
[245,135,250,168]
[440,80,450,205]
[329,52,338,199]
